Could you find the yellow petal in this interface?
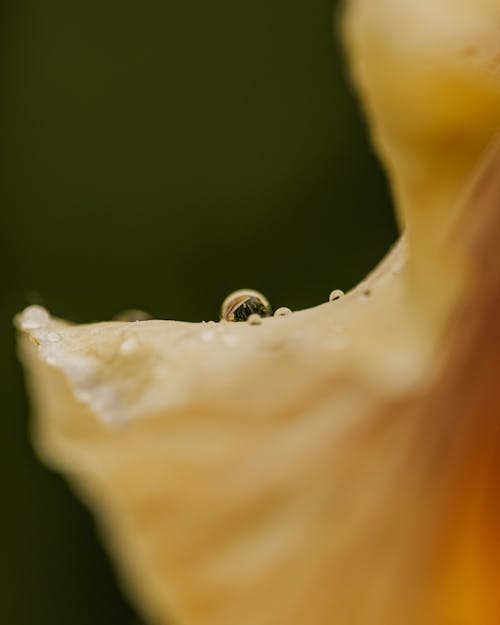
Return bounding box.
[17,239,436,625]
[16,1,500,624]
[343,0,500,316]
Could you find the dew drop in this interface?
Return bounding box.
[329,289,344,302]
[114,309,152,322]
[120,337,139,355]
[223,333,239,348]
[19,305,51,330]
[200,329,215,343]
[221,289,271,322]
[247,314,262,326]
[274,307,292,317]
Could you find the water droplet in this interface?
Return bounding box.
[200,329,215,342]
[223,333,239,347]
[221,289,271,322]
[329,289,344,302]
[274,307,292,317]
[247,313,262,326]
[19,305,51,330]
[63,356,97,386]
[114,309,152,322]
[120,337,139,355]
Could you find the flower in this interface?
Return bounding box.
[16,2,500,623]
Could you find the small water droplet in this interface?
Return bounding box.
[247,314,262,326]
[221,289,271,322]
[200,329,215,342]
[114,309,152,322]
[120,337,139,355]
[223,333,239,347]
[274,307,292,317]
[19,305,51,330]
[329,289,344,302]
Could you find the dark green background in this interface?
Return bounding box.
[0,1,396,623]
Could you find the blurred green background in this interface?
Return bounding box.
[0,1,396,623]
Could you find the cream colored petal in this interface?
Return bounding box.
[15,1,500,624]
[343,0,500,316]
[17,238,439,625]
